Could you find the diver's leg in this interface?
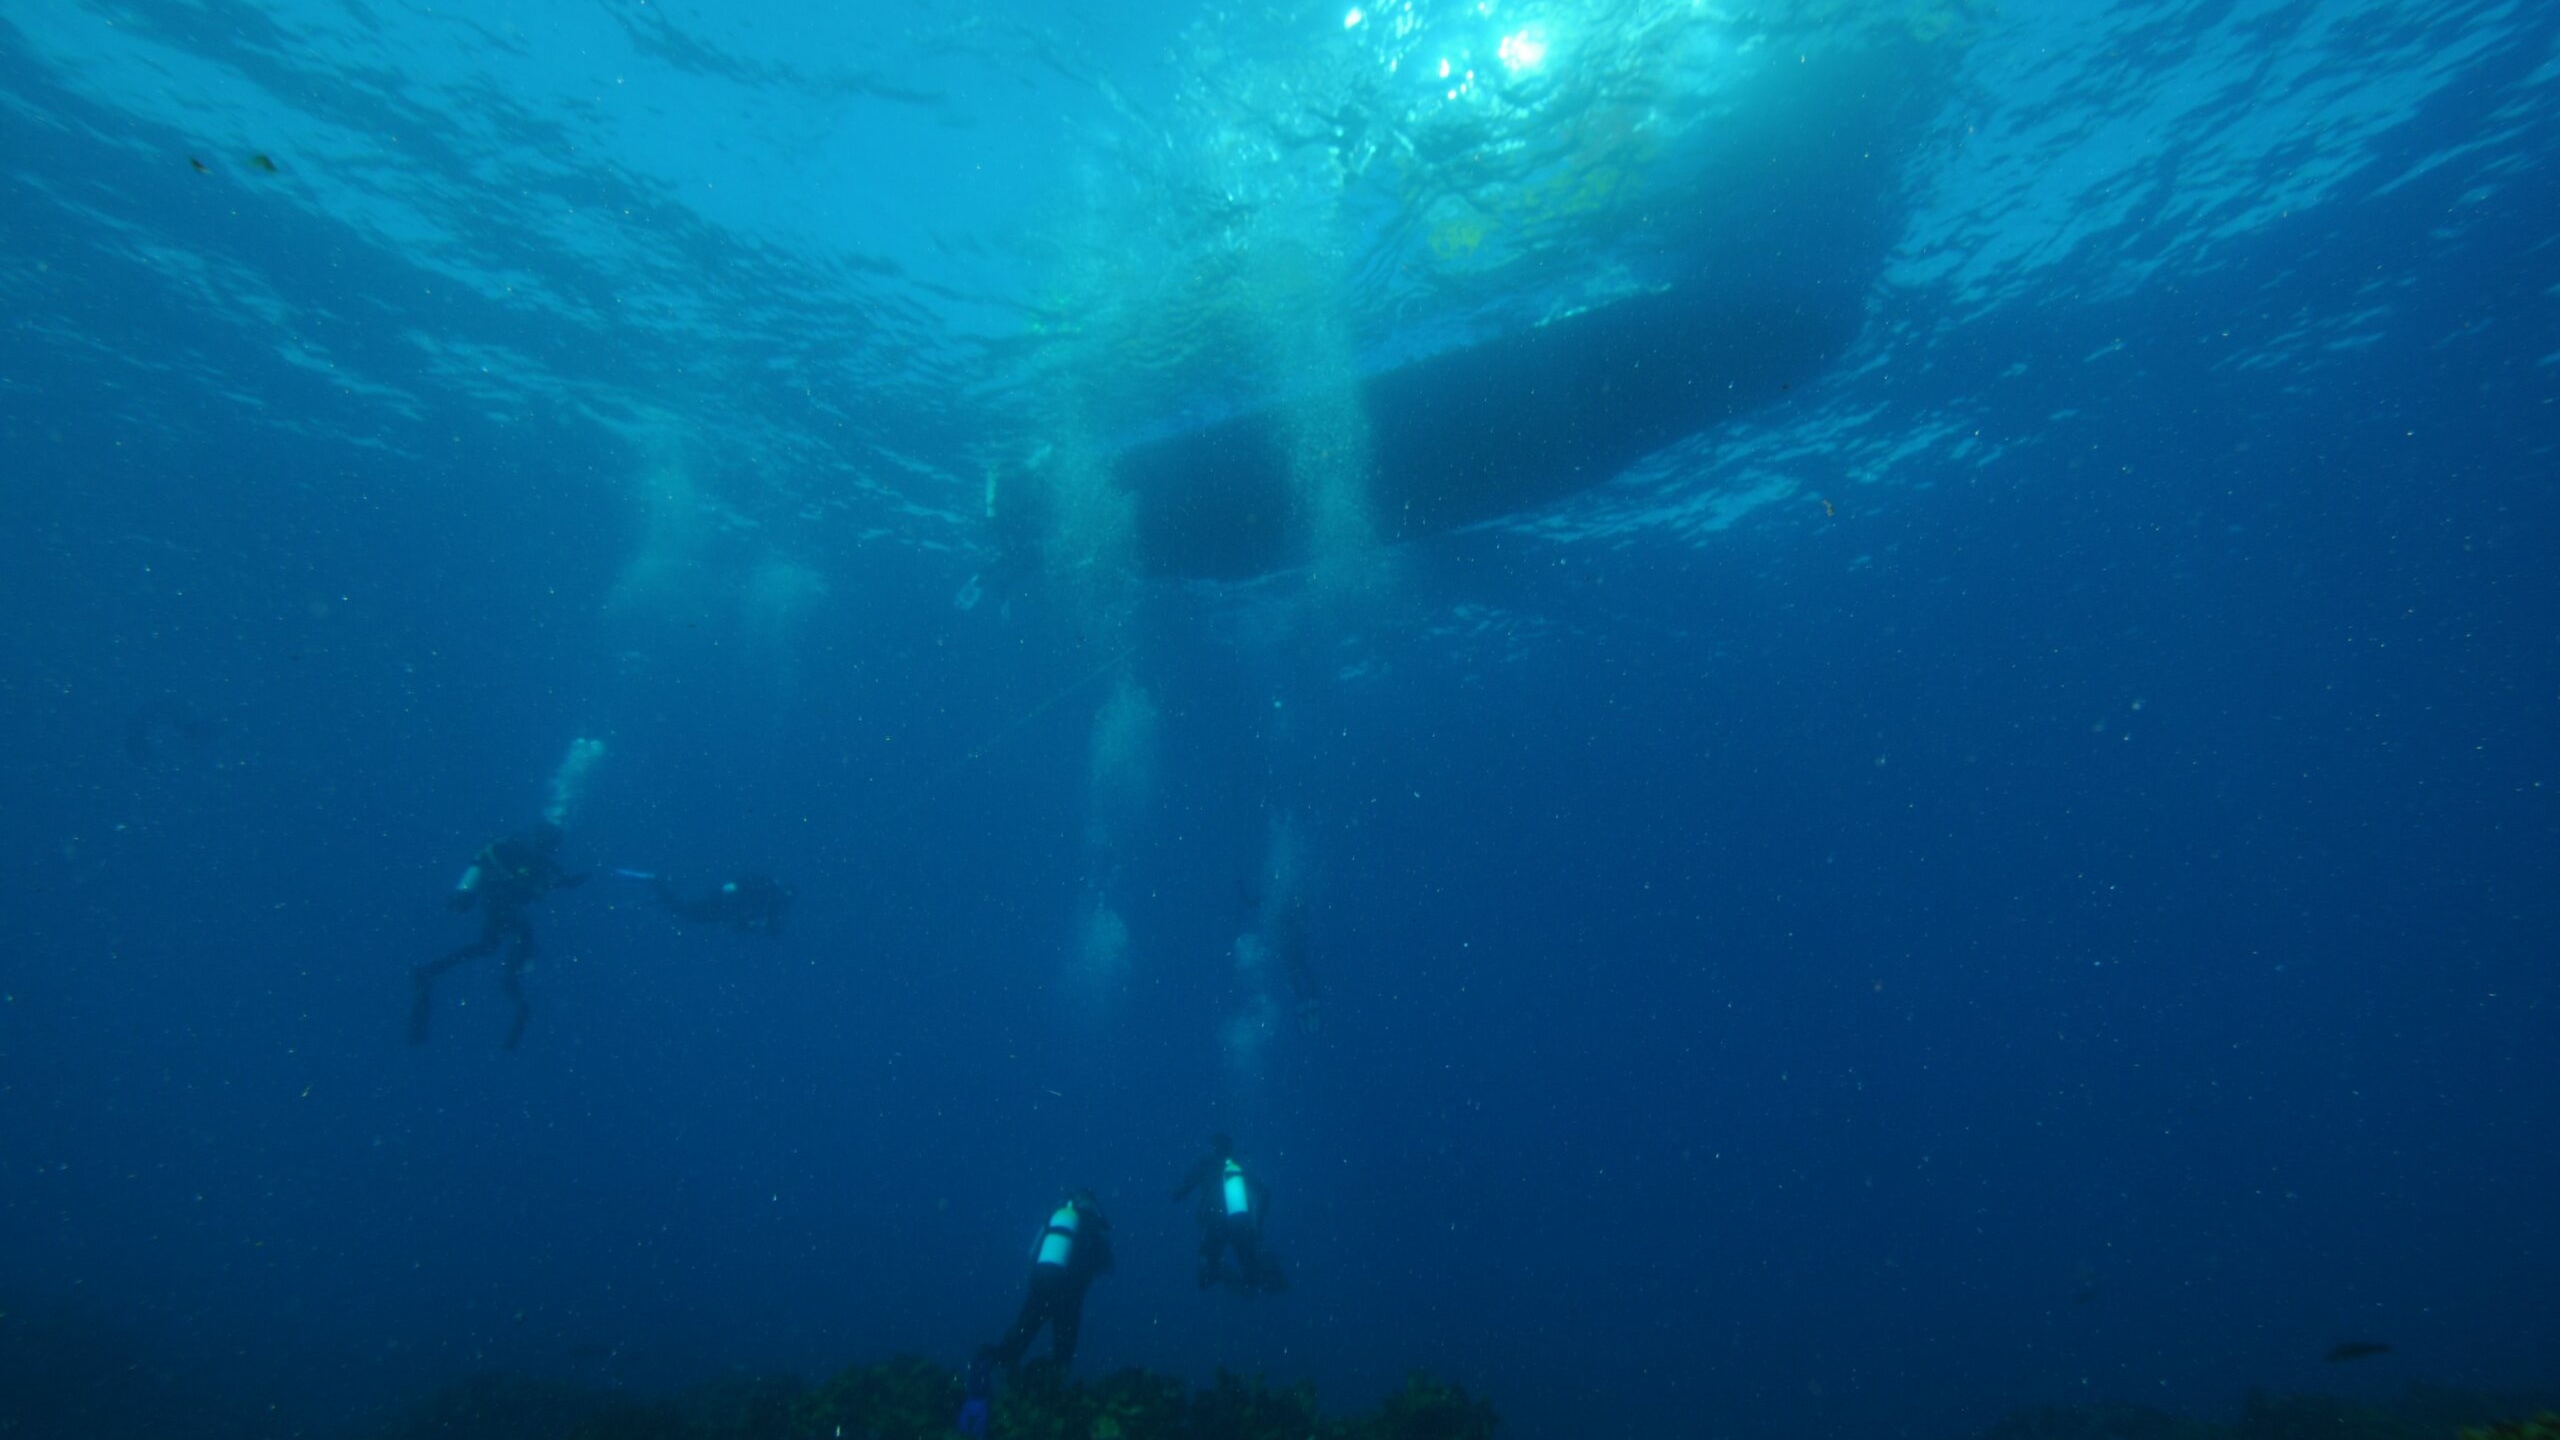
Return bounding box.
[1197,1225,1226,1289]
[1232,1225,1267,1290]
[1050,1286,1083,1368]
[498,920,534,1051]
[410,930,498,1043]
[1239,1226,1285,1292]
[991,1278,1051,1369]
[407,974,432,1045]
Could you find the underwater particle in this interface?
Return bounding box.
[250,153,278,172]
[1819,497,1837,518]
[2323,1340,2391,1362]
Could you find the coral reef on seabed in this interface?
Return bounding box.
[786,1356,1497,1440]
[367,1354,1501,1440]
[357,1355,2560,1440]
[1966,1386,2560,1440]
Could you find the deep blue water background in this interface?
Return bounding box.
[4,2,2557,1439]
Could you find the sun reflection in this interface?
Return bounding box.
[1498,27,1548,71]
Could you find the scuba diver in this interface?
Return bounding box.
[1172,1134,1288,1294]
[650,872,791,936]
[1271,894,1323,1036]
[1235,881,1325,1036]
[988,1189,1114,1373]
[411,822,587,1050]
[956,455,1053,618]
[123,697,222,769]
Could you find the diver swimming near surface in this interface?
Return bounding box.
[1236,873,1325,1037]
[1271,892,1322,1036]
[410,821,587,1050]
[123,698,224,769]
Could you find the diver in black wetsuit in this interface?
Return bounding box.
[1271,894,1322,1036]
[123,698,222,768]
[1173,1134,1288,1294]
[651,872,791,936]
[989,1190,1114,1372]
[411,822,586,1050]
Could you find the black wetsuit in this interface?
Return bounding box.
[412,833,584,1049]
[1273,898,1322,1035]
[652,873,790,936]
[991,1201,1113,1370]
[1174,1153,1284,1293]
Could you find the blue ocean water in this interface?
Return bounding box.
[2,1,2555,1438]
